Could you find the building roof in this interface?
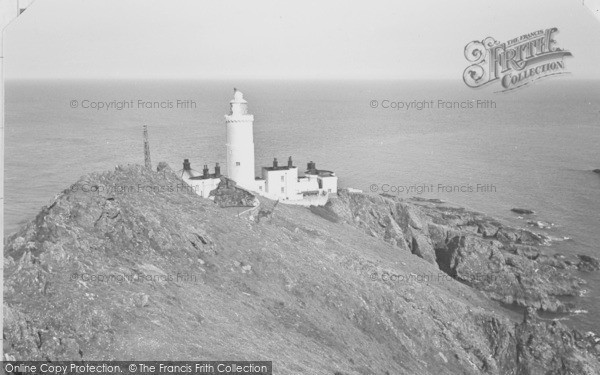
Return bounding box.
[178,169,202,179]
[263,165,296,172]
[189,174,221,181]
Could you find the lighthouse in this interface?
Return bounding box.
[180,88,337,205]
[225,89,256,190]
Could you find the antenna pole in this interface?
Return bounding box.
[143,125,152,170]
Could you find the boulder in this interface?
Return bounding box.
[578,255,600,272]
[477,221,501,238]
[496,228,519,243]
[210,177,258,207]
[156,161,170,172]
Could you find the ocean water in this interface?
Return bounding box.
[4,79,600,331]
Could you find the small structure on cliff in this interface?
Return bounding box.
[257,158,337,205]
[177,159,221,198]
[181,89,338,206]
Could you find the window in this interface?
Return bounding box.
[259,186,262,191]
[281,176,284,182]
[236,162,240,166]
[281,187,285,193]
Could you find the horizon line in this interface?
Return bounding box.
[6,77,599,82]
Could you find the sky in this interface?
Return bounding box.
[3,0,600,80]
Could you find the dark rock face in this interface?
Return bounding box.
[593,169,600,174]
[209,177,258,207]
[515,308,600,374]
[511,208,535,215]
[326,193,413,254]
[156,161,169,172]
[578,255,600,272]
[3,166,599,374]
[326,190,591,313]
[474,308,600,375]
[435,235,580,312]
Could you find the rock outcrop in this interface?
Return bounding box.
[209,176,259,207]
[322,190,596,313]
[578,255,600,272]
[511,208,535,215]
[515,308,600,374]
[3,165,599,374]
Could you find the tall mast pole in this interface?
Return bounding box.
[143,125,152,170]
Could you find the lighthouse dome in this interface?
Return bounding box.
[232,88,247,103]
[234,89,244,101]
[229,88,249,115]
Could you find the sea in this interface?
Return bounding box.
[4,79,600,332]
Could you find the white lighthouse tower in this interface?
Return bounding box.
[225,89,256,190]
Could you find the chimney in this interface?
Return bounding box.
[273,158,278,168]
[288,156,293,168]
[183,159,191,170]
[307,161,316,171]
[203,164,209,178]
[214,162,221,177]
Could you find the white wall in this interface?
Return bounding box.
[180,174,220,199]
[225,91,256,190]
[262,167,302,201]
[297,176,319,192]
[320,175,338,194]
[280,192,329,207]
[255,179,266,194]
[226,116,255,190]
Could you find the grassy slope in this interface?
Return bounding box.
[2,165,550,374]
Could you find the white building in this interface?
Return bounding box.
[178,159,221,198]
[304,161,338,194]
[260,157,304,201]
[259,158,338,205]
[180,88,338,206]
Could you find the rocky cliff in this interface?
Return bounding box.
[319,191,598,313]
[3,165,600,374]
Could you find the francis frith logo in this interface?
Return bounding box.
[463,28,572,92]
